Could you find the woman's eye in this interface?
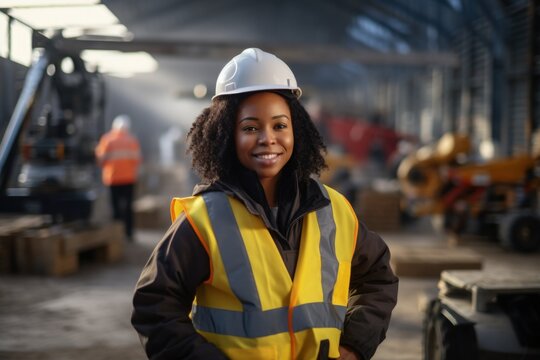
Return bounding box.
[275,123,287,130]
[242,126,257,132]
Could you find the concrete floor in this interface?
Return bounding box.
[0,219,539,360]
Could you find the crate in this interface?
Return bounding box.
[355,190,402,232]
[13,221,124,276]
[0,215,51,273]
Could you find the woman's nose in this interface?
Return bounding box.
[258,129,276,144]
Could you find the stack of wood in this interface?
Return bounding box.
[355,189,402,232]
[0,215,124,276]
[0,215,51,273]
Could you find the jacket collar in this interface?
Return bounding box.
[192,167,329,238]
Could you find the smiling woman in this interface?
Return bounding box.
[131,48,398,360]
[235,92,294,206]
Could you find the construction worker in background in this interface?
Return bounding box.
[131,48,398,360]
[95,114,141,242]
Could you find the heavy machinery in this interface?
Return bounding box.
[325,116,403,165]
[424,270,540,359]
[397,133,540,252]
[0,36,105,222]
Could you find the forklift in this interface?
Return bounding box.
[397,133,540,252]
[0,35,105,222]
[397,134,540,358]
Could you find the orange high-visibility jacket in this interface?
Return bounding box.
[95,129,141,185]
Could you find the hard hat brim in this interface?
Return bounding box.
[212,85,302,100]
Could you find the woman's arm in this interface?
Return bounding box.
[131,214,227,359]
[340,221,399,360]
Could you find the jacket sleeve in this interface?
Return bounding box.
[131,214,228,360]
[94,134,109,165]
[340,221,399,360]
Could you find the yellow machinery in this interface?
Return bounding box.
[398,133,540,252]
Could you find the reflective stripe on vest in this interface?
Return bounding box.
[170,183,358,360]
[193,301,346,338]
[100,149,141,161]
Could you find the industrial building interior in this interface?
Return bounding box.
[1,0,539,359]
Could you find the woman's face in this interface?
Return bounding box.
[235,92,294,183]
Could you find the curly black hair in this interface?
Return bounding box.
[186,91,327,184]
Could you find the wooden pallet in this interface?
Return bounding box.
[390,246,483,277]
[14,221,124,276]
[0,215,124,276]
[0,215,52,273]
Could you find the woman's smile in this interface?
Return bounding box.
[253,152,283,163]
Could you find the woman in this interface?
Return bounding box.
[132,48,398,360]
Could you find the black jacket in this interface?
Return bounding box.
[131,170,398,360]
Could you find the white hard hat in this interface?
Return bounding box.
[112,114,131,130]
[213,48,302,100]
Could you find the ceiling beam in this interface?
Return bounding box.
[39,36,459,67]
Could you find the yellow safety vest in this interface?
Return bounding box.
[170,184,358,360]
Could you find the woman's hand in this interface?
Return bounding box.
[337,345,360,360]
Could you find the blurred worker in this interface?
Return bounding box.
[95,114,141,242]
[131,48,398,360]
